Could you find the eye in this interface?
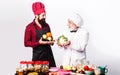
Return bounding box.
[42,14,46,18]
[42,14,45,17]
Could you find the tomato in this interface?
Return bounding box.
[84,65,89,71]
[89,68,93,71]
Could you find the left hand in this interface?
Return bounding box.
[63,41,71,49]
[57,41,71,49]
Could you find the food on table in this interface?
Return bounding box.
[15,60,107,75]
[48,72,60,75]
[83,65,89,71]
[42,61,49,72]
[59,65,72,71]
[88,68,93,71]
[27,72,38,75]
[27,61,34,72]
[59,64,95,74]
[34,61,42,72]
[71,66,77,72]
[78,70,85,74]
[16,61,28,75]
[16,68,24,75]
[20,61,27,71]
[63,65,71,71]
[15,60,50,75]
[60,65,63,69]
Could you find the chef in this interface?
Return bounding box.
[59,13,89,66]
[24,2,56,67]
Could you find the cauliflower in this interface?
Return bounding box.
[57,35,68,45]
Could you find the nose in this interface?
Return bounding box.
[67,24,70,28]
[67,23,69,27]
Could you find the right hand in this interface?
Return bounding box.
[39,37,55,45]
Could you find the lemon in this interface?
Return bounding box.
[42,34,47,39]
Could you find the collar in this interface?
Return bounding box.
[70,30,77,33]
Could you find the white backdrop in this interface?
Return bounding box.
[0,0,120,75]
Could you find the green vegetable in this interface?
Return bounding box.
[57,35,68,44]
[60,65,63,69]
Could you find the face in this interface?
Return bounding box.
[38,12,46,20]
[67,19,77,31]
[36,12,47,27]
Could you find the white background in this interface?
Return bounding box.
[0,0,120,75]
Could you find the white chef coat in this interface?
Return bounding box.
[62,28,89,66]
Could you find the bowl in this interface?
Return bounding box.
[84,71,93,75]
[49,67,59,72]
[76,73,85,75]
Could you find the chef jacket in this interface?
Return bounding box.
[62,28,89,66]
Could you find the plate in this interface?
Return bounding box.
[60,69,71,72]
[49,67,59,72]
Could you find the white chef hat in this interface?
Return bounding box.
[68,12,83,27]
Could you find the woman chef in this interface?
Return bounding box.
[58,13,89,66]
[24,2,56,67]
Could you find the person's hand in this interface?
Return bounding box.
[39,37,46,44]
[47,40,55,45]
[57,43,64,47]
[57,41,71,49]
[63,41,71,49]
[64,41,71,46]
[39,37,55,45]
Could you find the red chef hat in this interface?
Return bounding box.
[32,2,45,15]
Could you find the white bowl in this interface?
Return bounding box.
[49,67,59,72]
[84,71,94,75]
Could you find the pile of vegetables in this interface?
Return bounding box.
[42,32,53,41]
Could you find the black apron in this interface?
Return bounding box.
[32,24,56,67]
